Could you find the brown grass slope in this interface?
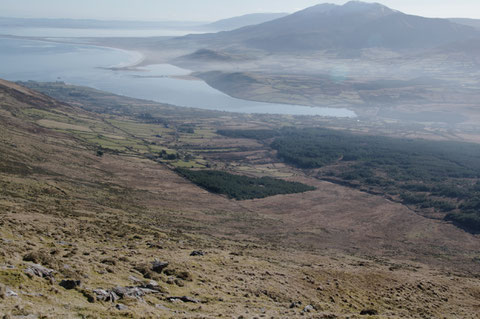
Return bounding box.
[0,80,480,318]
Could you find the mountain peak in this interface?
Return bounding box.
[343,1,388,8]
[206,1,478,52]
[339,1,395,15]
[299,1,394,17]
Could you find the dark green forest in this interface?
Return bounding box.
[176,168,315,200]
[218,127,480,232]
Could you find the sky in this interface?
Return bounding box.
[1,0,480,21]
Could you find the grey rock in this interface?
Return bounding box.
[93,289,120,302]
[303,305,315,312]
[190,251,205,257]
[0,264,15,270]
[167,296,200,303]
[6,288,18,297]
[24,264,55,279]
[128,275,142,284]
[290,301,302,308]
[94,285,160,302]
[115,303,128,311]
[147,280,159,287]
[151,260,169,273]
[113,286,147,299]
[142,280,162,290]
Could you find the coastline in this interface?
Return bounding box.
[0,34,148,70]
[0,33,357,117]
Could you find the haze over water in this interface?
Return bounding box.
[0,33,355,117]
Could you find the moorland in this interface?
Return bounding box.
[2,1,480,318]
[1,78,480,318]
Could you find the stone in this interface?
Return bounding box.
[146,280,159,288]
[59,280,81,290]
[151,260,169,273]
[113,286,145,299]
[141,280,166,292]
[167,296,200,303]
[290,301,302,308]
[0,264,15,270]
[93,289,120,302]
[180,296,200,303]
[5,288,18,298]
[360,309,378,315]
[128,275,142,284]
[147,242,164,249]
[116,303,128,311]
[190,251,205,257]
[303,305,314,312]
[24,264,55,279]
[93,286,160,301]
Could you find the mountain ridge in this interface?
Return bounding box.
[183,1,479,52]
[203,12,289,31]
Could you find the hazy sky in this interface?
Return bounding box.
[2,0,480,21]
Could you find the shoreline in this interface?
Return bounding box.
[0,33,151,71]
[0,34,357,118]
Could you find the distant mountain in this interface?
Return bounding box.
[203,13,289,31]
[449,18,480,30]
[188,1,479,52]
[0,17,204,29]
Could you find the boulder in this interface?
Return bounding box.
[115,303,128,311]
[303,305,315,312]
[6,288,18,298]
[93,289,120,302]
[190,251,205,257]
[94,285,160,302]
[360,309,378,315]
[112,286,155,299]
[24,264,55,279]
[290,301,302,308]
[151,260,169,273]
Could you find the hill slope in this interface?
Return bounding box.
[204,12,289,31]
[449,18,480,30]
[1,79,480,318]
